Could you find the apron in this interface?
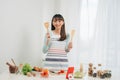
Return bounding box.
[44,34,68,71]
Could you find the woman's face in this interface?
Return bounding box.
[52,18,64,30]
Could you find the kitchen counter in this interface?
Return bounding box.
[0,71,114,80]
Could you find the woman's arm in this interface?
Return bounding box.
[65,33,73,52]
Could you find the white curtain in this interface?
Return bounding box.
[0,0,120,78]
[77,0,120,79]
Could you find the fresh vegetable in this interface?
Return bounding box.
[33,66,43,72]
[74,71,84,78]
[41,69,49,77]
[58,70,65,74]
[22,63,32,75]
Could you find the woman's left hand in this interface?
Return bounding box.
[68,42,73,51]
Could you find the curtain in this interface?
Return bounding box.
[77,0,120,79]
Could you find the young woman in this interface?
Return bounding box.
[43,14,72,71]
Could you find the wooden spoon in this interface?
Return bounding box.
[11,58,16,66]
[70,29,75,42]
[44,22,49,33]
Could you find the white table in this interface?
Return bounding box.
[0,71,113,80]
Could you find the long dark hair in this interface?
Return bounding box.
[51,14,66,41]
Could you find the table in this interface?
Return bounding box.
[0,71,113,80]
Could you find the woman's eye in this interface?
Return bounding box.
[59,20,61,22]
[53,21,56,22]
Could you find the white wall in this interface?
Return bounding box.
[0,0,80,73]
[0,0,55,73]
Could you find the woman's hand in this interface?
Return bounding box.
[46,33,50,39]
[68,42,73,51]
[46,33,50,45]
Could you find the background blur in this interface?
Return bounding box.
[0,0,120,79]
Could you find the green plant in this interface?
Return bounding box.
[22,63,32,75]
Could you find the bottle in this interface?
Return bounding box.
[80,63,83,73]
[93,67,97,77]
[97,64,102,77]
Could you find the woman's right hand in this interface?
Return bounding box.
[46,32,50,39]
[46,32,50,45]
